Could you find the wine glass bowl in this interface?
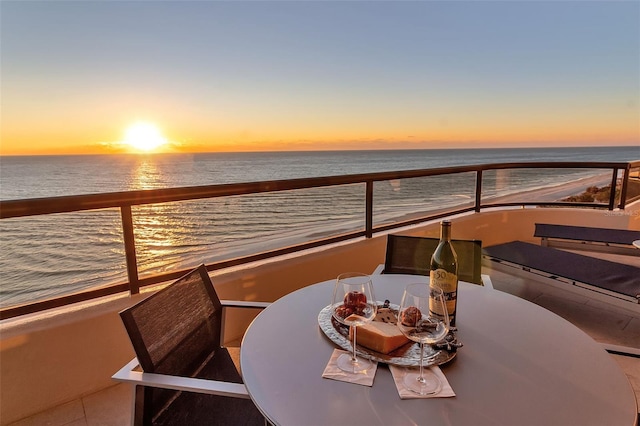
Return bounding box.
[398,284,450,395]
[398,308,449,345]
[331,272,377,373]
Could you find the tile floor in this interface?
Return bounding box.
[6,383,132,426]
[7,268,640,426]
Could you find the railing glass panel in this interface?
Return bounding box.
[0,209,126,309]
[626,166,640,204]
[480,167,614,206]
[372,173,476,227]
[131,184,366,279]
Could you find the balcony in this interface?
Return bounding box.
[2,160,639,424]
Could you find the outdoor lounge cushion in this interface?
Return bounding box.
[534,223,640,246]
[483,241,640,303]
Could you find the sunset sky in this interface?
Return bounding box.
[1,0,638,155]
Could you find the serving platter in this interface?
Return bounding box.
[317,302,458,367]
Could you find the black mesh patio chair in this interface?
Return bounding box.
[112,264,269,426]
[377,234,492,287]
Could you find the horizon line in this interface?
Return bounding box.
[1,144,639,158]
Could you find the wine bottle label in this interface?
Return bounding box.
[429,269,458,318]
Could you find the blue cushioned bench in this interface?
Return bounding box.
[534,223,640,255]
[483,241,640,310]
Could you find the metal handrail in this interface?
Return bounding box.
[1,160,638,319]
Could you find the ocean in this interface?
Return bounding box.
[1,146,638,308]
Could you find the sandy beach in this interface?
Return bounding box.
[208,173,615,265]
[484,173,611,204]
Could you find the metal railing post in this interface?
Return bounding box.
[608,168,618,210]
[120,205,140,294]
[618,166,631,210]
[365,181,374,238]
[475,170,483,212]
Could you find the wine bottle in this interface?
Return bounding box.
[429,220,458,326]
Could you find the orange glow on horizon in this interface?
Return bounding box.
[0,122,638,156]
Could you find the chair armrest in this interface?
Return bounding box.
[372,264,385,275]
[112,358,251,399]
[480,274,494,289]
[221,300,270,309]
[601,343,640,358]
[219,301,270,344]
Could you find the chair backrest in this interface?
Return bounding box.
[384,234,483,285]
[120,264,223,376]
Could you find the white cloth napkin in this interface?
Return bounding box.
[322,349,378,386]
[389,364,455,399]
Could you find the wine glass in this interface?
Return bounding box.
[331,272,378,373]
[397,284,450,395]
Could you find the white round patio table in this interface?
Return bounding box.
[633,239,640,249]
[240,274,637,426]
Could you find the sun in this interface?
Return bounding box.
[123,122,168,152]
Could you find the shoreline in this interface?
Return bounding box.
[484,173,610,205]
[203,173,614,263]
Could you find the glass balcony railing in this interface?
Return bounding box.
[1,160,638,319]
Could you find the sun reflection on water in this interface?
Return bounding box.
[128,158,165,191]
[128,158,194,276]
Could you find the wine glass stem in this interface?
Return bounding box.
[419,342,425,382]
[351,325,358,362]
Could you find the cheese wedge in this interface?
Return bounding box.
[350,321,410,354]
